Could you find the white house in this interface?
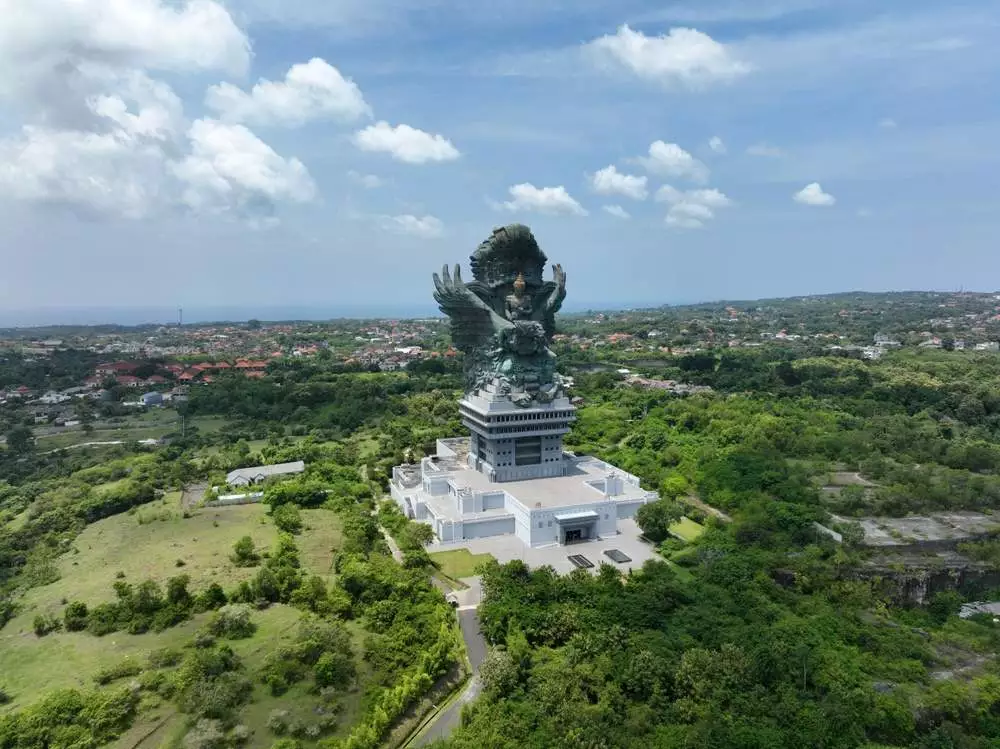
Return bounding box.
[226,460,305,487]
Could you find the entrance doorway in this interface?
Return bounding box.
[565,529,583,543]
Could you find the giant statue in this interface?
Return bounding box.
[433,224,567,406]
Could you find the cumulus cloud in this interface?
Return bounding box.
[348,171,382,188]
[637,140,708,183]
[793,182,836,206]
[0,0,250,109]
[170,118,316,217]
[588,165,647,200]
[353,121,459,164]
[602,204,630,219]
[655,184,732,228]
[501,183,587,216]
[205,58,371,127]
[746,143,784,157]
[708,136,726,154]
[0,0,314,224]
[586,25,751,88]
[0,125,173,219]
[381,214,444,238]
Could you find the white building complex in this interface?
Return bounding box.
[390,380,658,547]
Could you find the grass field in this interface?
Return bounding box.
[429,549,496,579]
[298,509,344,578]
[2,497,345,724]
[34,414,231,451]
[669,516,706,543]
[10,501,346,631]
[10,501,278,628]
[0,610,209,709]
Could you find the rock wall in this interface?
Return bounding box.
[852,561,1000,605]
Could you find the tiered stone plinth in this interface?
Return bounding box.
[459,379,576,483]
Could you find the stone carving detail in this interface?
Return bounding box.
[432,224,567,405]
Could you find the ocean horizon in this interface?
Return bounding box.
[0,301,672,329]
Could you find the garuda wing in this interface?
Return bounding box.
[432,264,509,354]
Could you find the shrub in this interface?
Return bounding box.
[272,504,303,534]
[208,604,257,640]
[33,613,61,637]
[314,651,354,690]
[148,648,183,668]
[94,659,143,685]
[267,710,291,735]
[261,649,307,696]
[196,583,228,612]
[182,719,227,749]
[231,536,260,567]
[0,686,11,705]
[64,601,89,631]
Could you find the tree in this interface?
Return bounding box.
[635,499,683,544]
[231,536,260,567]
[272,504,303,534]
[6,426,34,454]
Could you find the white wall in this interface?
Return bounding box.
[463,517,515,539]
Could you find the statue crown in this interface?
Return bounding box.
[469,224,548,289]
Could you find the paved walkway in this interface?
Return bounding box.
[426,519,658,575]
[415,607,486,746]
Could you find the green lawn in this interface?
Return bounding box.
[669,516,705,543]
[0,611,209,710]
[429,549,496,579]
[9,501,280,632]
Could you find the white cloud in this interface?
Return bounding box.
[0,0,250,103]
[602,204,630,219]
[0,125,171,219]
[793,182,836,206]
[381,214,444,238]
[878,118,898,129]
[588,165,647,200]
[348,170,382,188]
[501,183,587,216]
[746,143,784,157]
[708,136,726,154]
[637,140,709,182]
[205,58,371,127]
[353,121,459,164]
[857,208,872,218]
[586,25,752,88]
[655,184,732,228]
[171,118,316,216]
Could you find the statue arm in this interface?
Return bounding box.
[545,264,566,312]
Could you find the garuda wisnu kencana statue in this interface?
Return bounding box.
[433,224,567,406]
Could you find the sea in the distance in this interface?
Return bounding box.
[0,301,664,329]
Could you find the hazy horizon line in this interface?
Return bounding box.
[0,288,994,329]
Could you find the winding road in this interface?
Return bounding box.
[415,607,487,747]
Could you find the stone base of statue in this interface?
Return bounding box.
[460,377,576,483]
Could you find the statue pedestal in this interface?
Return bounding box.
[459,379,576,484]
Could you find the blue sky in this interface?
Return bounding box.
[0,0,998,322]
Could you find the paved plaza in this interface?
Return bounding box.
[427,518,658,576]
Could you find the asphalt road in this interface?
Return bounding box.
[416,609,486,746]
[459,609,486,669]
